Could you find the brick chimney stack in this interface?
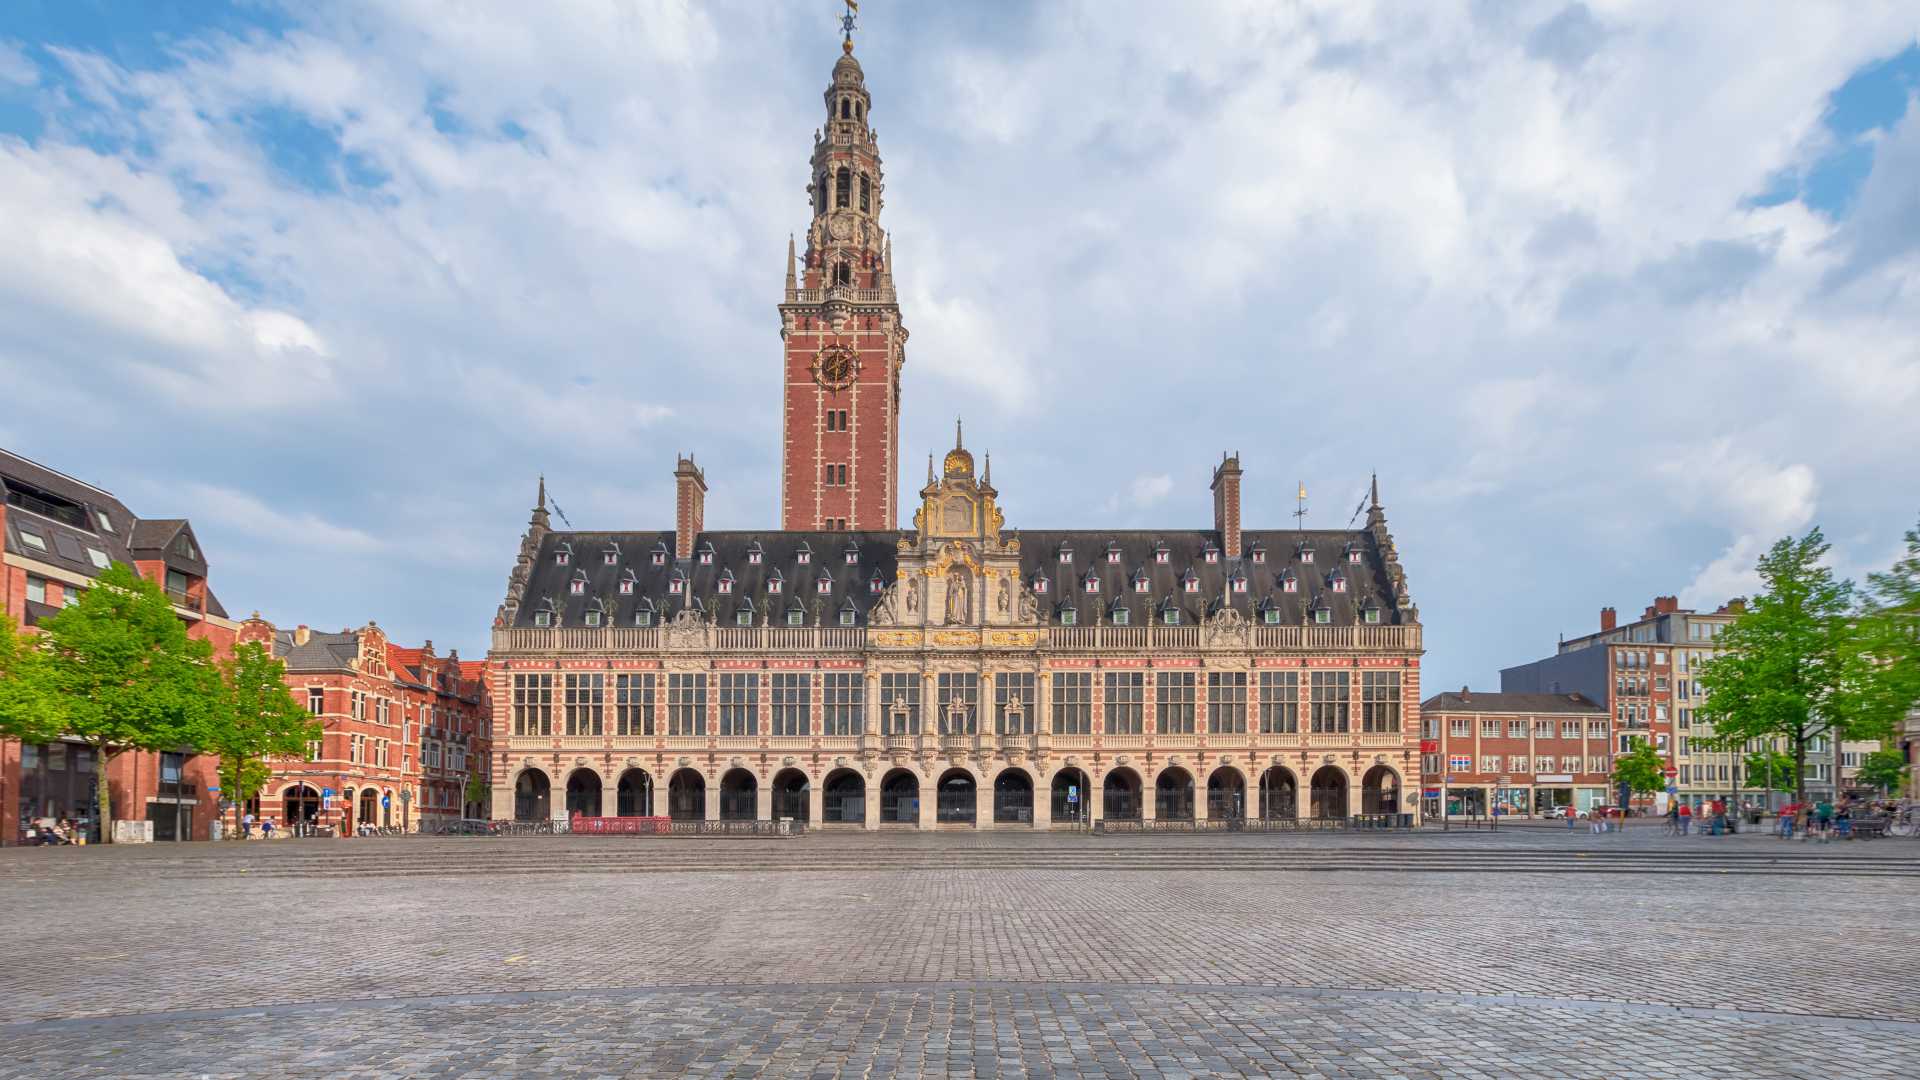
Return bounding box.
[1599,607,1616,632]
[675,454,707,560]
[1211,451,1243,559]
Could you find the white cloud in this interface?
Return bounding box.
[183,484,384,555]
[0,40,34,86]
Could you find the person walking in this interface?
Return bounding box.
[241,811,255,839]
[1814,799,1834,842]
[1678,801,1692,836]
[261,816,275,841]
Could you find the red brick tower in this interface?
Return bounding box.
[778,35,907,531]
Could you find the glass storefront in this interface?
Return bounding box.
[17,742,100,844]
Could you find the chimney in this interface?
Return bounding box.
[294,624,311,646]
[1721,597,1747,614]
[1653,595,1679,615]
[1210,451,1243,559]
[675,454,707,560]
[422,639,434,656]
[1459,686,1470,703]
[1599,607,1617,632]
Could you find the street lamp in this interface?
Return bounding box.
[399,787,412,833]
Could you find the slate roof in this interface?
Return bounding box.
[1421,691,1605,714]
[505,526,1411,629]
[267,628,361,673]
[1,448,229,618]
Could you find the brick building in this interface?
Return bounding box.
[485,41,1425,831]
[1,447,240,844]
[236,618,492,833]
[1417,690,1609,819]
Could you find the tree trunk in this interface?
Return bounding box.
[93,745,115,844]
[1793,733,1807,806]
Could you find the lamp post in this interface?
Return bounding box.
[400,787,412,833]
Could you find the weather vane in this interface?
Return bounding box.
[841,0,859,54]
[1293,482,1308,531]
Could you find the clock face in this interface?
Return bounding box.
[815,345,857,388]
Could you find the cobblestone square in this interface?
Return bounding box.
[2,830,1917,1077]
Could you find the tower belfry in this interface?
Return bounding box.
[777,11,907,532]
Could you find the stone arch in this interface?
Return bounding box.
[1310,764,1350,820]
[564,767,602,818]
[1102,767,1142,821]
[616,768,653,817]
[935,767,978,825]
[1362,763,1402,815]
[1206,765,1247,821]
[719,767,758,821]
[667,767,706,821]
[1259,765,1298,820]
[357,787,379,827]
[513,767,552,822]
[281,784,320,826]
[879,767,921,825]
[991,766,1035,825]
[771,767,810,822]
[1154,766,1195,822]
[1050,766,1091,825]
[822,767,866,824]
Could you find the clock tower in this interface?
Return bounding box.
[777,30,906,532]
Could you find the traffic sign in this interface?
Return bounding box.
[322,787,336,798]
[1066,785,1079,804]
[208,786,221,794]
[381,794,391,809]
[1662,766,1679,778]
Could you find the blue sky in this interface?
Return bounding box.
[1,2,1917,690]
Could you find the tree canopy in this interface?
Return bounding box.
[1741,749,1796,793]
[1612,737,1666,802]
[1855,748,1907,795]
[205,641,319,825]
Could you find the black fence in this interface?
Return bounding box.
[1098,814,1413,833]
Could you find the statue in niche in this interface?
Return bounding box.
[997,578,1011,614]
[1018,586,1039,623]
[944,566,972,625]
[906,577,920,614]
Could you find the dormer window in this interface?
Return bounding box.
[1297,544,1314,564]
[1281,570,1299,594]
[1059,606,1078,626]
[1153,543,1170,565]
[619,570,637,595]
[839,605,858,627]
[1230,573,1248,594]
[1111,605,1131,626]
[736,604,755,627]
[1250,543,1267,564]
[651,542,668,566]
[817,574,833,596]
[786,607,805,627]
[584,604,603,628]
[768,571,784,594]
[554,543,572,566]
[534,611,552,627]
[1105,542,1121,564]
[1162,607,1180,626]
[634,609,653,627]
[1181,570,1199,594]
[717,570,735,595]
[1262,605,1282,625]
[1330,570,1348,594]
[1131,569,1150,594]
[1032,573,1049,596]
[843,542,860,565]
[1083,571,1100,594]
[1315,607,1332,625]
[1363,602,1382,624]
[569,571,587,596]
[602,544,620,565]
[1345,542,1363,564]
[668,572,686,595]
[1057,544,1074,564]
[747,542,763,565]
[796,543,812,565]
[869,573,885,595]
[1203,544,1219,564]
[697,542,715,566]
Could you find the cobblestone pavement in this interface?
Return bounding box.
[3,834,1918,1077]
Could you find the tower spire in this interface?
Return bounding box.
[840,0,858,55]
[785,234,797,292]
[955,416,964,449]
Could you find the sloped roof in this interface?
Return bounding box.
[1422,691,1605,714]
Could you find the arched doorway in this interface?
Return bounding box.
[936,769,977,824]
[993,769,1034,824]
[880,769,920,825]
[1310,766,1348,819]
[1103,768,1142,821]
[772,768,810,822]
[1207,768,1247,821]
[616,768,652,817]
[1155,768,1195,821]
[823,768,866,824]
[719,768,758,821]
[1362,764,1400,814]
[283,784,319,828]
[382,791,394,827]
[514,770,551,822]
[565,769,602,818]
[358,788,378,827]
[1051,768,1090,825]
[667,768,706,821]
[1259,767,1297,819]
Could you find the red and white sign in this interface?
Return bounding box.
[1663,766,1679,778]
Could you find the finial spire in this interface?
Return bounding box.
[927,453,936,484]
[955,416,964,449]
[786,234,797,291]
[840,0,859,55]
[1369,472,1380,509]
[537,474,547,510]
[983,451,992,485]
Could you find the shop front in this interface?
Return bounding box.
[14,740,100,844]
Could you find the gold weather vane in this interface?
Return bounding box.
[841,0,859,54]
[1293,482,1308,531]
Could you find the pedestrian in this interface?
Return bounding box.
[1779,807,1794,839]
[1678,801,1692,836]
[1565,805,1576,831]
[242,811,255,839]
[1666,801,1681,836]
[1814,799,1833,842]
[261,816,275,841]
[1836,800,1852,840]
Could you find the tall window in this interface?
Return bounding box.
[512,674,552,736]
[772,673,811,737]
[720,673,759,737]
[1052,672,1092,735]
[1259,671,1299,733]
[1207,672,1247,735]
[859,173,871,212]
[668,673,707,737]
[306,687,325,715]
[835,166,851,208]
[823,672,863,736]
[1104,671,1144,735]
[1359,671,1400,734]
[615,673,654,737]
[937,672,979,735]
[880,672,920,735]
[352,691,366,721]
[1310,671,1350,733]
[995,672,1036,736]
[564,673,603,736]
[1157,672,1196,735]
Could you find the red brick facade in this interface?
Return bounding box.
[1418,691,1611,819]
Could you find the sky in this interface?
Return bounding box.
[1,1,1916,690]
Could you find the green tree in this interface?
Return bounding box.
[464,772,489,816]
[1855,748,1908,795]
[0,613,54,743]
[1611,737,1666,809]
[1696,528,1903,804]
[0,564,219,841]
[205,641,318,837]
[1741,749,1797,794]
[1861,515,1920,731]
